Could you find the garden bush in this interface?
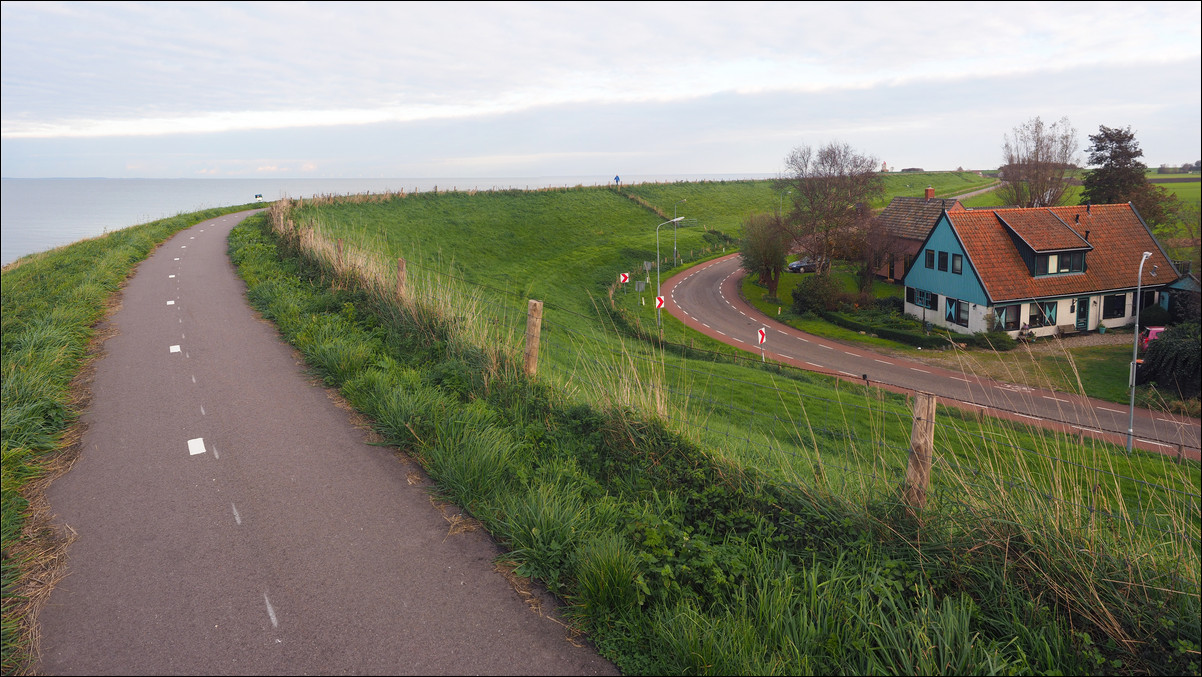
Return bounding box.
[790,275,844,313]
[1141,322,1201,399]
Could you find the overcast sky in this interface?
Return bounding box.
[2,1,1199,179]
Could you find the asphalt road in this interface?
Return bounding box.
[663,254,1202,459]
[37,211,617,675]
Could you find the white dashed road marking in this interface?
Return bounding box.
[187,438,206,455]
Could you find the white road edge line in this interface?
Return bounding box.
[1137,438,1171,448]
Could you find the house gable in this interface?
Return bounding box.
[902,211,989,306]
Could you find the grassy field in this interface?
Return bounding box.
[265,182,1198,673]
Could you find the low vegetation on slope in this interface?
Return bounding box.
[232,194,1199,675]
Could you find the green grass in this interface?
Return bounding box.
[0,202,264,674]
[3,178,1197,675]
[225,210,1201,675]
[1158,178,1201,204]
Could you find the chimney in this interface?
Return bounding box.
[925,186,935,200]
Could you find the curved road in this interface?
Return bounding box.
[37,211,616,675]
[663,254,1201,458]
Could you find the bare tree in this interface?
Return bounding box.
[738,212,789,298]
[848,210,897,295]
[997,116,1079,208]
[779,142,884,275]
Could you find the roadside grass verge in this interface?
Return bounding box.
[233,203,1200,675]
[0,203,263,674]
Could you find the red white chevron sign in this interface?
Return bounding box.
[619,272,629,283]
[758,328,766,345]
[655,296,664,309]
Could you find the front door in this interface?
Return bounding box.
[1076,296,1090,331]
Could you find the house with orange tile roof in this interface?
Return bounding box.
[876,187,965,280]
[901,203,1180,337]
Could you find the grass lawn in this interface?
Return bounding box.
[739,270,1185,411]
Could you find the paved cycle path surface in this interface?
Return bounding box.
[37,211,617,675]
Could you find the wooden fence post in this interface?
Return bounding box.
[904,391,936,512]
[396,258,406,300]
[524,299,544,377]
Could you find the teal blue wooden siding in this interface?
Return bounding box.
[903,214,988,305]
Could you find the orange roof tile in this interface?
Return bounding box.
[947,204,1175,303]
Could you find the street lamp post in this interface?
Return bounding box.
[674,199,686,266]
[1127,251,1157,454]
[656,216,685,326]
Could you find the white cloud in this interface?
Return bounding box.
[3,1,1198,140]
[1,2,1198,177]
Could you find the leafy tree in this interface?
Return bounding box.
[1080,125,1181,228]
[1141,323,1201,399]
[738,212,789,298]
[778,142,884,275]
[996,116,1078,207]
[1081,126,1147,203]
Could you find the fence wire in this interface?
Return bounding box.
[298,221,1201,552]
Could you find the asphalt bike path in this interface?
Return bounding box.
[663,253,1201,458]
[37,211,617,675]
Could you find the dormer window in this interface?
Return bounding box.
[1035,251,1085,276]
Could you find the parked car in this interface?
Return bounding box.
[1139,326,1166,351]
[788,258,818,273]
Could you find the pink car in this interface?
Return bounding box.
[1139,326,1166,351]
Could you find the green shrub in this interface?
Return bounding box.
[1139,303,1171,327]
[1141,322,1201,399]
[790,275,844,313]
[965,330,1018,351]
[820,310,946,349]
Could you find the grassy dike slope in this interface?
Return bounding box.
[255,183,1197,675]
[0,204,262,674]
